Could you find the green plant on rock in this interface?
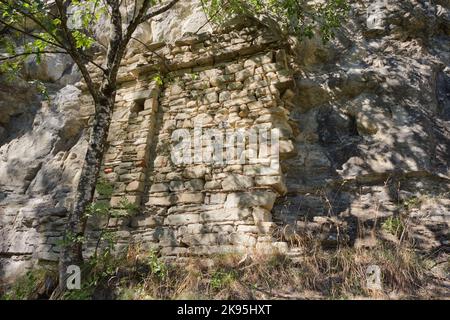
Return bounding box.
[62,242,128,300]
[382,216,405,238]
[85,201,110,218]
[96,179,114,198]
[190,72,200,80]
[152,73,164,86]
[148,250,168,281]
[56,231,86,248]
[210,269,236,290]
[62,283,94,300]
[402,196,422,212]
[1,269,55,300]
[116,197,139,216]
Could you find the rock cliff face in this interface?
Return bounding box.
[1,0,449,284]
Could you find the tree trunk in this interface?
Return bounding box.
[58,95,114,293]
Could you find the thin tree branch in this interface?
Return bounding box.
[0,19,65,50]
[132,0,138,22]
[196,0,230,34]
[141,0,179,22]
[54,0,101,104]
[21,0,59,20]
[0,0,65,48]
[130,36,169,72]
[0,50,68,61]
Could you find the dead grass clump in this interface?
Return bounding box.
[115,239,426,300]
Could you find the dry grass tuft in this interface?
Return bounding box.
[112,239,427,300]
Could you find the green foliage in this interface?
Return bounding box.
[115,197,139,217]
[0,59,22,81]
[96,179,114,198]
[202,0,350,43]
[147,250,168,280]
[63,238,124,300]
[402,196,422,212]
[72,30,95,50]
[1,269,53,300]
[382,216,405,238]
[86,201,110,217]
[0,0,104,75]
[29,79,49,100]
[56,231,86,248]
[210,269,236,290]
[190,72,199,80]
[152,73,164,86]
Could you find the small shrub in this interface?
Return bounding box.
[210,270,236,290]
[402,196,422,211]
[1,269,55,300]
[148,250,168,281]
[152,74,163,86]
[382,216,405,238]
[96,179,114,198]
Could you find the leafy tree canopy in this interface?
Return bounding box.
[202,0,350,43]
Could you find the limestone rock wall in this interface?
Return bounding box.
[273,0,450,251]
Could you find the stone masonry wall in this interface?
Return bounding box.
[84,23,296,258]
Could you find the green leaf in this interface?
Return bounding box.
[72,30,95,49]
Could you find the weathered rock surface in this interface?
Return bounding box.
[274,0,450,254]
[0,0,449,285]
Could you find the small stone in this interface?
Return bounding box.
[230,233,257,246]
[219,91,231,102]
[150,183,169,193]
[221,174,254,191]
[200,208,252,222]
[131,216,160,228]
[255,175,287,195]
[224,63,242,74]
[243,165,280,176]
[201,92,218,104]
[153,156,169,168]
[184,179,204,191]
[146,195,173,206]
[252,207,272,223]
[169,180,185,191]
[126,180,144,192]
[244,53,273,68]
[210,74,234,86]
[181,233,222,246]
[177,192,205,204]
[227,82,243,90]
[224,191,277,210]
[204,180,221,190]
[165,214,201,225]
[183,165,210,179]
[209,193,227,204]
[123,89,152,101]
[235,67,255,82]
[262,63,279,73]
[256,242,288,254]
